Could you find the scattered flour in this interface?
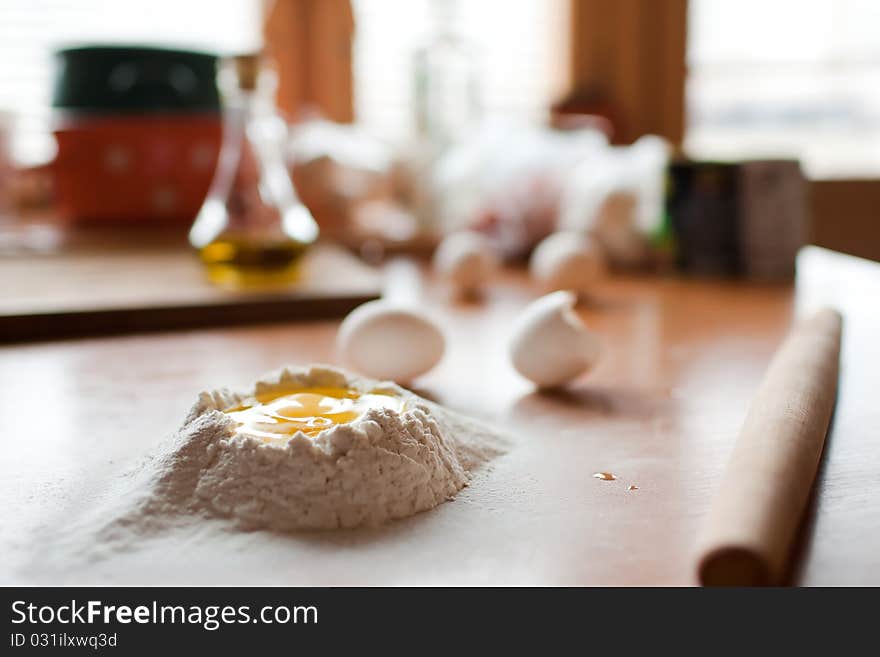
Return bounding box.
[102,365,506,534]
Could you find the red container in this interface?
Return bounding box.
[53,113,221,225]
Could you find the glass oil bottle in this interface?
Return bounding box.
[189,54,318,286]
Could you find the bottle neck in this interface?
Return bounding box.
[430,0,460,38]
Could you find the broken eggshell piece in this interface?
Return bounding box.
[337,300,445,383]
[433,230,499,294]
[529,231,605,295]
[508,290,601,388]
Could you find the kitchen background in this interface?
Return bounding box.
[0,0,877,285]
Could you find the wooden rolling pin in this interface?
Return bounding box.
[696,307,842,586]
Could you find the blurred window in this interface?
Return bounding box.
[687,0,880,179]
[351,0,566,142]
[0,0,260,165]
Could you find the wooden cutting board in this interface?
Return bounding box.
[0,244,381,342]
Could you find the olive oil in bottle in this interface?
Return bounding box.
[198,237,312,286]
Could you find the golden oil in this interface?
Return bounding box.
[198,237,311,286]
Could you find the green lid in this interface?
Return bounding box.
[53,45,220,114]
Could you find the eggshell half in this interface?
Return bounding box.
[508,290,601,388]
[337,300,445,382]
[529,231,604,294]
[433,231,498,292]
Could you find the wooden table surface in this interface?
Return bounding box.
[1,246,877,585]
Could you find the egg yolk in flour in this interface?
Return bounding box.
[224,387,404,442]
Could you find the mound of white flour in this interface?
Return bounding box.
[117,365,506,531]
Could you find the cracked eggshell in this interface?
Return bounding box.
[529,231,605,294]
[508,290,601,388]
[433,231,499,292]
[592,191,649,268]
[337,300,445,383]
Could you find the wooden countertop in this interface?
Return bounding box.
[1,246,877,585]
